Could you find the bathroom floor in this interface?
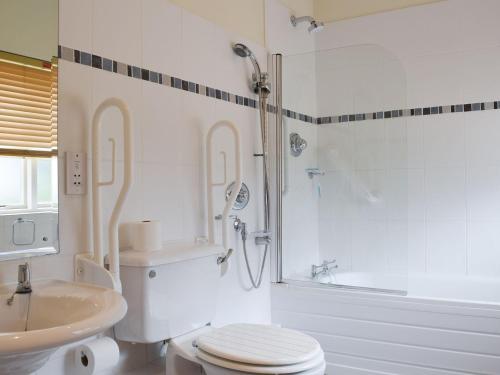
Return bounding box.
[121,359,165,375]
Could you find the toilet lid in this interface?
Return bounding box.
[196,323,322,366]
[197,348,325,374]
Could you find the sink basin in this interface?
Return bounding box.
[0,280,127,374]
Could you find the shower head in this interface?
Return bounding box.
[308,20,324,33]
[232,43,252,58]
[291,15,324,33]
[232,43,262,80]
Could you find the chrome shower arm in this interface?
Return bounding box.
[290,15,314,26]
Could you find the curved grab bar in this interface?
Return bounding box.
[91,98,133,291]
[206,120,242,252]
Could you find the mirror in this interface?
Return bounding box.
[0,0,59,260]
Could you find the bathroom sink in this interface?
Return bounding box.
[0,279,127,374]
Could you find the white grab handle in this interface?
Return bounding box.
[91,98,133,292]
[206,121,242,251]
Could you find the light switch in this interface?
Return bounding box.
[65,152,86,195]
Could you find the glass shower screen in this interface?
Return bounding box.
[277,45,409,294]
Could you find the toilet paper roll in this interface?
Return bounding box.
[74,337,120,375]
[131,220,162,252]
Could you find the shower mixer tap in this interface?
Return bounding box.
[311,259,338,278]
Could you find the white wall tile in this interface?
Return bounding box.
[351,220,386,273]
[59,0,92,51]
[319,219,352,272]
[318,170,353,221]
[141,82,182,164]
[408,220,426,273]
[141,162,183,241]
[385,118,408,170]
[386,220,408,273]
[465,110,500,168]
[317,124,354,172]
[180,92,216,167]
[467,220,500,277]
[181,10,216,87]
[426,220,466,275]
[423,114,465,168]
[404,52,463,108]
[466,166,500,221]
[142,0,182,76]
[58,60,92,154]
[457,0,500,48]
[353,120,386,170]
[406,117,424,169]
[425,167,466,220]
[459,46,500,103]
[353,170,386,220]
[92,0,142,66]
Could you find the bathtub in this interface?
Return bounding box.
[272,273,500,374]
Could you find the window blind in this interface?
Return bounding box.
[0,58,58,157]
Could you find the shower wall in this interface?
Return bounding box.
[315,46,408,277]
[272,0,500,373]
[316,0,500,277]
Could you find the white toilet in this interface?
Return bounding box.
[115,243,325,375]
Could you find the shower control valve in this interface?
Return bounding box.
[254,231,272,246]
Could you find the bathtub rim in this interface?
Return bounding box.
[278,279,500,318]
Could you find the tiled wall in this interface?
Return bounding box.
[315,0,500,277]
[59,0,272,318]
[0,0,280,373]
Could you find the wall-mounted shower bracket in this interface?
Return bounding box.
[306,168,325,179]
[290,15,325,33]
[225,181,250,210]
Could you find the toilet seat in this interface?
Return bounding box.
[195,323,324,374]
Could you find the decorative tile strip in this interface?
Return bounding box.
[58,46,500,127]
[315,101,500,125]
[58,45,282,115]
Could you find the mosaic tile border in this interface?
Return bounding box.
[59,46,262,108]
[59,46,500,127]
[315,101,500,125]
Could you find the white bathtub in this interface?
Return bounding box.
[272,273,500,374]
[303,271,500,305]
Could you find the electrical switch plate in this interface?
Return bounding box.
[65,152,86,195]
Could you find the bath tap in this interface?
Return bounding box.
[6,263,32,305]
[311,259,338,278]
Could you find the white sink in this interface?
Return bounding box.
[0,280,127,374]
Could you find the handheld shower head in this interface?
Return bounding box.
[232,43,262,81]
[232,43,270,95]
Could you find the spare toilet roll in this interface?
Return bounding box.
[74,337,119,375]
[131,220,162,252]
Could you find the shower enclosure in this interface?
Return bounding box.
[272,45,409,294]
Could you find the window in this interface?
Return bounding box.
[0,53,58,156]
[0,52,58,212]
[0,156,57,211]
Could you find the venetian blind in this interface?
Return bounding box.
[0,59,57,157]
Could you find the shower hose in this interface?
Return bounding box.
[240,87,270,289]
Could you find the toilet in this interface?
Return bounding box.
[114,243,325,375]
